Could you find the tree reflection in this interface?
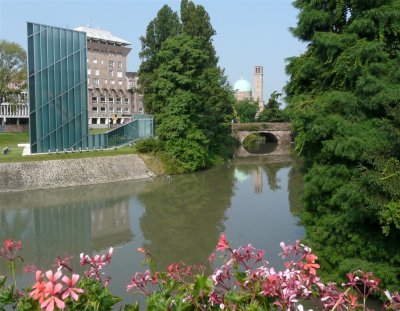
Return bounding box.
[287,157,304,215]
[137,165,236,270]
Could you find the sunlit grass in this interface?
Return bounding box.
[89,128,112,135]
[0,132,140,163]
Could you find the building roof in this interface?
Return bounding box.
[74,26,130,46]
[233,78,251,93]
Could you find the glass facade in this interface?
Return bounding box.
[27,22,88,153]
[88,115,154,148]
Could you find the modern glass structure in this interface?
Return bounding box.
[27,22,89,153]
[27,22,154,154]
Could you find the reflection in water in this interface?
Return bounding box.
[253,167,263,193]
[245,142,278,154]
[136,164,235,270]
[243,133,279,155]
[0,156,304,305]
[0,182,145,274]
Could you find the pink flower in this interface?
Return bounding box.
[29,270,46,304]
[0,239,23,261]
[304,254,320,275]
[216,234,229,252]
[279,242,290,258]
[23,264,38,273]
[45,270,62,283]
[80,248,113,286]
[41,282,65,311]
[61,274,84,301]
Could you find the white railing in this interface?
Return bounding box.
[0,102,29,118]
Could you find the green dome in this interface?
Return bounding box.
[233,78,251,92]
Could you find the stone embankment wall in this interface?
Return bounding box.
[0,154,154,192]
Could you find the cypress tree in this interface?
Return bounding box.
[139,1,235,173]
[286,0,400,289]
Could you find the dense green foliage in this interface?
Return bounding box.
[139,0,235,173]
[233,99,258,122]
[286,0,400,290]
[258,91,289,122]
[0,40,26,103]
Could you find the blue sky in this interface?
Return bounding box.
[0,0,306,102]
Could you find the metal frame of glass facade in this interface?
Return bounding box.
[27,22,89,153]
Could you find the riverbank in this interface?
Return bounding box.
[0,154,155,192]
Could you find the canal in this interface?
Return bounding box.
[0,154,304,306]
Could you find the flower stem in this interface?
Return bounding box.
[10,260,17,290]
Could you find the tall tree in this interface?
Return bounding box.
[286,0,400,288]
[258,91,288,122]
[180,0,217,65]
[139,0,235,173]
[233,99,258,123]
[148,34,234,173]
[0,40,26,103]
[138,5,181,113]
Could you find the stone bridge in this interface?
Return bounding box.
[232,122,293,157]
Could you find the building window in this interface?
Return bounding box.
[117,71,122,78]
[109,98,114,104]
[92,97,97,104]
[100,97,106,104]
[109,70,113,77]
[109,60,114,67]
[139,107,143,112]
[105,79,108,84]
[93,78,99,86]
[93,59,97,64]
[100,107,106,114]
[109,107,114,112]
[118,80,122,85]
[124,108,129,113]
[92,107,98,113]
[95,69,100,76]
[109,51,115,56]
[117,98,122,104]
[87,69,91,75]
[111,80,115,85]
[118,61,122,68]
[117,108,122,113]
[125,98,129,104]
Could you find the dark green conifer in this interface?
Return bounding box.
[286,0,400,289]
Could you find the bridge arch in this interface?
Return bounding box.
[232,122,292,157]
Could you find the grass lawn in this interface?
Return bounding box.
[89,128,112,135]
[0,131,140,163]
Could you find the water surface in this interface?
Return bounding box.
[0,156,304,306]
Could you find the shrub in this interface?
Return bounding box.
[134,137,162,153]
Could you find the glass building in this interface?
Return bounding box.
[27,22,89,153]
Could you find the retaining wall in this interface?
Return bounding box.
[0,154,154,192]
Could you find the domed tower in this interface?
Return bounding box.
[233,77,252,101]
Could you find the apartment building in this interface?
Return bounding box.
[75,26,135,128]
[126,71,144,114]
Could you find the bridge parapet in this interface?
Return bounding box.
[232,122,292,132]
